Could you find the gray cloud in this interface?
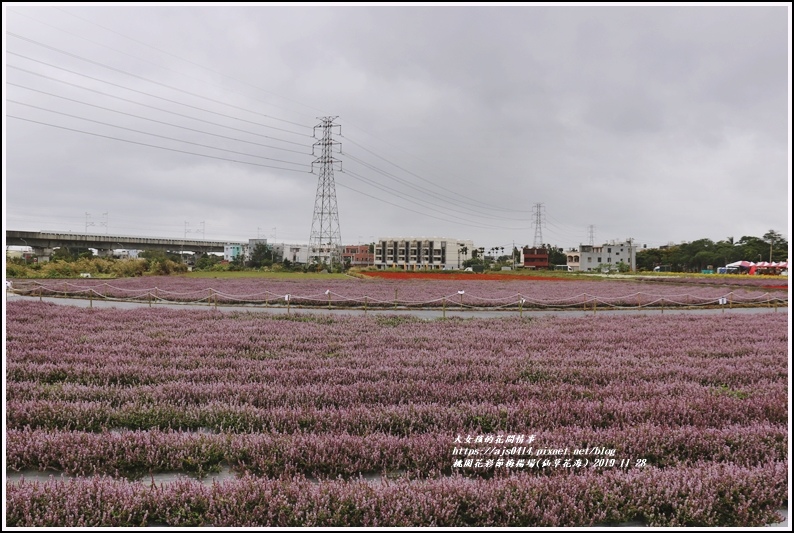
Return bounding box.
[4,4,789,250]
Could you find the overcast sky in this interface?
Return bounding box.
[3,3,791,252]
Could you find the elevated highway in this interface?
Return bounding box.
[6,230,245,260]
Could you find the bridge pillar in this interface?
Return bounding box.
[31,247,52,263]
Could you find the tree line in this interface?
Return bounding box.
[635,230,788,272]
[6,231,788,278]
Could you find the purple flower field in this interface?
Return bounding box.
[633,275,788,288]
[9,275,788,308]
[5,300,788,526]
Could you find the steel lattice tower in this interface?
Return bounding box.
[532,203,545,247]
[309,116,342,265]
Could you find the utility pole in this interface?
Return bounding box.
[183,221,189,263]
[532,203,545,247]
[627,237,634,272]
[309,116,342,267]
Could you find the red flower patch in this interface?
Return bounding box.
[360,271,569,281]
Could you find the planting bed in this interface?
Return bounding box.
[5,299,788,526]
[9,275,787,308]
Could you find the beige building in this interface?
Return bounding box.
[373,237,474,270]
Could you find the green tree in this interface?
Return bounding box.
[139,249,182,263]
[229,251,246,271]
[635,230,788,272]
[51,246,93,262]
[636,247,665,271]
[736,236,768,264]
[762,230,787,262]
[463,257,484,269]
[195,253,222,271]
[545,244,567,268]
[247,243,274,269]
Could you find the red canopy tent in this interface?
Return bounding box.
[748,261,788,275]
[726,260,787,274]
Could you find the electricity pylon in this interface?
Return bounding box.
[309,116,342,266]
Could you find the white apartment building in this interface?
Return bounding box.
[566,240,637,272]
[224,243,243,261]
[373,237,474,270]
[272,243,310,264]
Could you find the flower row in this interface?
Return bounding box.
[7,378,785,409]
[7,424,787,479]
[6,461,787,527]
[7,392,786,434]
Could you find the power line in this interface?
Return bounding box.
[7,57,311,147]
[8,115,312,173]
[48,6,327,120]
[9,100,310,167]
[343,168,531,228]
[342,150,530,222]
[340,117,520,211]
[6,74,310,149]
[8,32,314,137]
[337,168,531,231]
[335,182,531,231]
[8,82,312,156]
[342,133,528,214]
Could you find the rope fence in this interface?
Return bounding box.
[6,280,788,312]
